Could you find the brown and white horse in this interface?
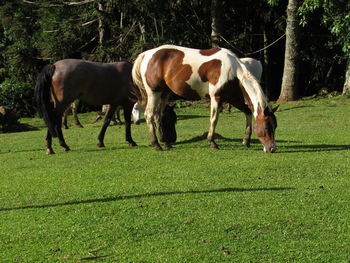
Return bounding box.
[132,45,278,152]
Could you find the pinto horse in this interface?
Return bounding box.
[132,45,278,152]
[35,59,137,154]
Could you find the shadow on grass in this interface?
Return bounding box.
[175,132,299,145]
[175,133,348,153]
[277,105,314,112]
[277,144,350,153]
[177,114,207,121]
[0,123,39,133]
[0,186,294,212]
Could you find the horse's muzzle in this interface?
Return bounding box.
[263,143,277,153]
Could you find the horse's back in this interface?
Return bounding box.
[54,59,130,83]
[240,58,262,81]
[140,45,245,100]
[52,59,133,105]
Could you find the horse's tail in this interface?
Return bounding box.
[35,64,59,137]
[131,52,148,109]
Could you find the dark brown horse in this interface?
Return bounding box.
[35,59,137,154]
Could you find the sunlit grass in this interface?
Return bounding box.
[0,96,350,262]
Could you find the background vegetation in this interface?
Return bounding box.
[0,0,349,117]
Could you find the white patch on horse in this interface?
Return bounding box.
[240,58,263,81]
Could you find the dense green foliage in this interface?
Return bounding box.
[0,0,349,116]
[1,97,350,262]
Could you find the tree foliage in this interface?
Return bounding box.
[299,0,350,54]
[0,0,348,116]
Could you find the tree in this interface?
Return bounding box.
[278,0,300,101]
[343,60,350,95]
[210,0,223,47]
[299,0,350,95]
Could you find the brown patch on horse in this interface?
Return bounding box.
[51,71,65,107]
[239,82,254,112]
[145,48,201,100]
[198,59,222,85]
[254,113,271,144]
[214,78,254,114]
[200,48,221,56]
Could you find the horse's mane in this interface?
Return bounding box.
[224,49,269,115]
[240,62,269,111]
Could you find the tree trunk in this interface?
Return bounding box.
[278,0,300,102]
[342,59,350,95]
[210,0,223,47]
[138,22,146,43]
[263,28,272,99]
[98,2,105,45]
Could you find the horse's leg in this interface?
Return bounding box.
[145,93,162,151]
[232,103,252,148]
[97,105,117,147]
[63,108,69,129]
[112,106,120,125]
[207,95,221,149]
[117,106,124,125]
[243,112,253,147]
[158,98,172,150]
[155,101,165,140]
[56,113,71,152]
[123,103,137,147]
[72,99,83,128]
[45,130,55,155]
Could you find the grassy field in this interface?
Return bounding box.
[1,96,350,262]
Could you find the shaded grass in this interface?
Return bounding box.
[0,96,350,262]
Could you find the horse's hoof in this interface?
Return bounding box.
[63,126,69,130]
[210,141,219,149]
[242,139,251,148]
[164,143,173,150]
[76,124,84,128]
[92,116,102,123]
[46,149,55,155]
[155,145,163,151]
[63,147,71,152]
[129,141,137,147]
[97,142,105,148]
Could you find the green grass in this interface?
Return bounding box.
[1,96,350,262]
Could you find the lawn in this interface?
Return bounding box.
[0,96,350,262]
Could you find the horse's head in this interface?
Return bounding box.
[132,102,142,125]
[254,105,279,153]
[159,105,177,143]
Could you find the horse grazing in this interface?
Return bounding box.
[35,59,137,154]
[132,45,278,152]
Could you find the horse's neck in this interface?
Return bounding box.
[237,67,268,117]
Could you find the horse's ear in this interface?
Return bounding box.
[272,104,280,113]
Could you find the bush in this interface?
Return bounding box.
[0,78,36,117]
